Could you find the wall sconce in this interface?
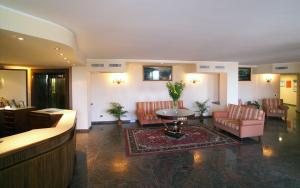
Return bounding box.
[186,73,201,84]
[111,73,126,85]
[265,74,273,83]
[0,77,4,88]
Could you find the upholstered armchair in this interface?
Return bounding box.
[262,98,289,121]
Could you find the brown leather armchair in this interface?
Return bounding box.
[262,98,289,121]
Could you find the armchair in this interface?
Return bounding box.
[262,98,289,121]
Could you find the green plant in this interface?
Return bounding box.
[246,100,260,109]
[107,102,128,121]
[166,81,185,107]
[195,100,209,117]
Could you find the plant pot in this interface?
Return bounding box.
[117,120,122,126]
[199,115,204,123]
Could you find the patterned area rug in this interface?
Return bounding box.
[125,126,240,156]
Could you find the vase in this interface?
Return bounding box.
[173,100,178,110]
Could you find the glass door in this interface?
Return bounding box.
[31,70,69,109]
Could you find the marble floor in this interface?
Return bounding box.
[70,107,300,188]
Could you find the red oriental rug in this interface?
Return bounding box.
[125,126,239,156]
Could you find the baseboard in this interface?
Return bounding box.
[91,116,212,125]
[76,126,92,133]
[92,120,133,125]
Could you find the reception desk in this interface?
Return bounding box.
[0,109,77,188]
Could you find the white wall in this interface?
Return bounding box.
[71,66,91,130]
[90,63,220,122]
[280,75,297,105]
[238,73,280,104]
[0,69,27,105]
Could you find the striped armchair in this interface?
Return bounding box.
[213,104,265,139]
[136,100,184,126]
[262,98,289,121]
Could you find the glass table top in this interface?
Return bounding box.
[156,109,195,118]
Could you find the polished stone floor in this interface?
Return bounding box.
[70,107,300,188]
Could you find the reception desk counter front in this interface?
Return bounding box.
[0,109,77,188]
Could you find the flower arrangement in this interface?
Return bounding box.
[166,81,185,108]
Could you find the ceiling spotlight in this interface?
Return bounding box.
[59,53,64,56]
[64,57,68,60]
[54,47,60,51]
[17,37,24,41]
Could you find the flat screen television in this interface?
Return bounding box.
[143,66,172,81]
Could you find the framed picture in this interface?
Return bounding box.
[293,80,297,92]
[280,80,285,87]
[143,66,172,81]
[286,80,292,88]
[238,67,251,81]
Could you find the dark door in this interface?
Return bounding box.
[31,69,69,109]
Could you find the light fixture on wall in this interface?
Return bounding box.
[265,74,273,83]
[0,77,4,88]
[186,73,201,84]
[111,73,126,85]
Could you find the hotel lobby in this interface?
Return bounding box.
[0,1,300,188]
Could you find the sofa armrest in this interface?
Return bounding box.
[213,111,228,119]
[240,120,264,126]
[136,111,144,120]
[279,105,289,111]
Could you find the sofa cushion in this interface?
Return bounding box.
[216,118,240,130]
[240,107,264,120]
[144,113,159,120]
[269,108,285,114]
[228,104,242,120]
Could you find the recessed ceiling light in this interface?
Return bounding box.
[54,47,60,51]
[59,53,64,56]
[64,57,68,60]
[17,37,24,41]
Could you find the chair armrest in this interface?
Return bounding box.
[279,105,289,111]
[213,111,228,119]
[240,120,264,126]
[262,105,269,112]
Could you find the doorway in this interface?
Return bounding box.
[280,74,297,106]
[31,69,69,109]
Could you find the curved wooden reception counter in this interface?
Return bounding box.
[0,109,76,188]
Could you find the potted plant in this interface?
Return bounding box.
[107,102,128,126]
[246,100,260,109]
[195,100,209,122]
[166,81,185,109]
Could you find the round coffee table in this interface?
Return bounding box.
[156,109,195,138]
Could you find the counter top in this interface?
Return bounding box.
[0,109,76,157]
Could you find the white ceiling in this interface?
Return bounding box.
[1,0,300,65]
[0,29,77,67]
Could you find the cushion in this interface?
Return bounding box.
[228,104,242,120]
[144,113,159,120]
[240,107,264,120]
[215,118,240,131]
[269,108,285,114]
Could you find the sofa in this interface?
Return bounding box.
[136,100,184,126]
[213,104,265,139]
[262,98,289,121]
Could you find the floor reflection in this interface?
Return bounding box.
[71,107,300,188]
